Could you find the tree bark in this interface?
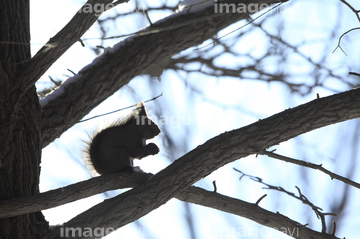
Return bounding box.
[0,0,48,238]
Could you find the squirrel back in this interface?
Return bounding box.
[84,102,160,174]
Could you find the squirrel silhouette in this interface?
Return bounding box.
[84,102,160,174]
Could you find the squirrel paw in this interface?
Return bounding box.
[146,143,160,155]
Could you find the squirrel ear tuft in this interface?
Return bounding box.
[134,101,148,117]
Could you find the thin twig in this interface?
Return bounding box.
[212,180,217,192]
[332,27,360,55]
[78,93,163,123]
[255,194,267,205]
[234,168,336,233]
[260,150,360,189]
[340,0,360,22]
[349,72,360,78]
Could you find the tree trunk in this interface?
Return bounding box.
[0,0,48,238]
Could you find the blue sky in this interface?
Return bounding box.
[32,1,360,238]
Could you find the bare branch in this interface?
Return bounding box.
[0,172,340,239]
[40,0,286,147]
[43,87,360,238]
[332,18,360,55]
[212,180,217,192]
[339,0,360,22]
[0,172,152,219]
[233,168,336,233]
[18,0,117,95]
[260,150,360,189]
[349,72,360,78]
[177,187,341,239]
[255,194,267,205]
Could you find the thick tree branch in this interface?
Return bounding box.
[0,172,152,219]
[18,0,115,94]
[40,0,286,148]
[44,87,360,238]
[0,172,340,239]
[177,187,340,239]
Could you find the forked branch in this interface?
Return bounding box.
[43,87,360,239]
[0,171,340,239]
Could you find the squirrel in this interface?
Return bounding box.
[84,102,161,175]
